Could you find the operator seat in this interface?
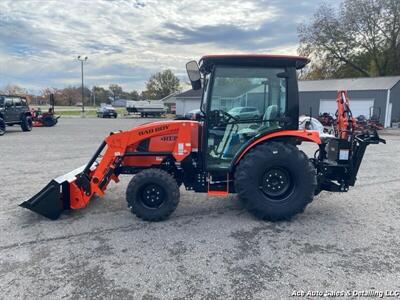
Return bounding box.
[262,105,278,127]
[237,104,279,136]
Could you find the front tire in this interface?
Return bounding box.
[0,118,5,136]
[21,115,32,132]
[235,142,316,221]
[126,169,180,221]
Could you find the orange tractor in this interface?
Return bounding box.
[20,55,385,221]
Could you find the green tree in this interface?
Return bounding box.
[298,0,400,79]
[109,84,123,102]
[92,86,110,105]
[144,69,180,100]
[129,90,140,100]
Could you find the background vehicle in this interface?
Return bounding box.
[126,100,165,117]
[184,109,201,120]
[228,106,260,120]
[0,117,5,136]
[97,104,118,118]
[21,55,384,223]
[0,95,32,135]
[31,93,60,127]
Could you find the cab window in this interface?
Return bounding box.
[4,98,13,108]
[206,66,288,170]
[13,97,22,107]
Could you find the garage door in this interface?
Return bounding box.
[319,99,374,117]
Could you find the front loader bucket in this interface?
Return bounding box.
[20,165,86,220]
[20,180,67,220]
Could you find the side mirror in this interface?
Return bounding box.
[186,61,202,90]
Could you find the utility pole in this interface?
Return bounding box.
[93,87,96,107]
[77,56,88,117]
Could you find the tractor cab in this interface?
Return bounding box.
[186,55,310,171]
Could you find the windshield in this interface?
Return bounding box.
[210,66,287,119]
[205,66,288,170]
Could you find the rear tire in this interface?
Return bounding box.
[126,169,180,221]
[235,142,316,221]
[21,115,32,132]
[0,118,5,136]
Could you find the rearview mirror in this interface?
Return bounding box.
[186,61,202,90]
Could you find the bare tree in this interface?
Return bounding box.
[298,0,400,79]
[2,84,27,96]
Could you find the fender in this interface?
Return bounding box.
[232,130,321,168]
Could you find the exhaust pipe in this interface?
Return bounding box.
[20,165,86,220]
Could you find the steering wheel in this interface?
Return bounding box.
[209,109,238,125]
[220,110,239,122]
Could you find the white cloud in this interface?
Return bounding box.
[0,0,338,93]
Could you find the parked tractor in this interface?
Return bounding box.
[31,94,60,127]
[21,55,385,222]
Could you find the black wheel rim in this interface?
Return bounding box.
[139,184,165,209]
[260,167,293,200]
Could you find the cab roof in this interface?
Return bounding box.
[199,54,310,72]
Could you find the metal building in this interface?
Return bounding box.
[170,76,400,127]
[299,76,400,127]
[170,89,203,116]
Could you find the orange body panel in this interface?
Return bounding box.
[70,120,200,209]
[235,129,321,164]
[122,122,199,167]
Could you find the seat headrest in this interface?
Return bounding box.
[263,105,278,121]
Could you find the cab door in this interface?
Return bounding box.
[205,66,288,171]
[12,97,23,121]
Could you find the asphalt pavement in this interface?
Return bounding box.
[1,118,399,299]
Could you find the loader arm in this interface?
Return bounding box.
[20,120,199,219]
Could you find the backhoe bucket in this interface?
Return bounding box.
[20,165,86,220]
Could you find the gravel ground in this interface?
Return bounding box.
[0,118,399,299]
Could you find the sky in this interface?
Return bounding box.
[0,0,338,94]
